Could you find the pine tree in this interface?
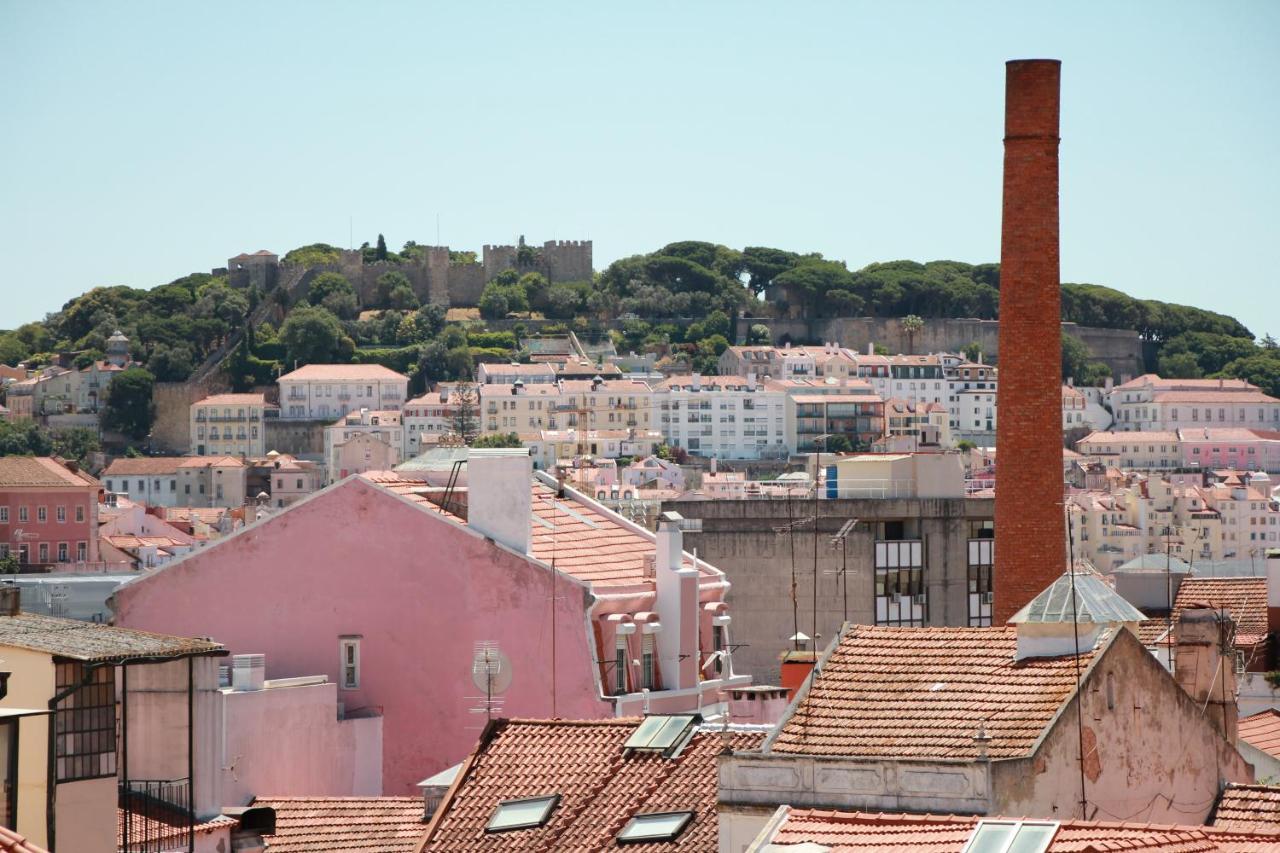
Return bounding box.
[376,234,388,261]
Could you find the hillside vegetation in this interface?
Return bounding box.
[1,239,1275,402]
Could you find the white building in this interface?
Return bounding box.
[403,386,462,455]
[1108,375,1280,432]
[475,362,557,385]
[323,408,405,483]
[191,393,272,457]
[655,374,788,459]
[278,364,409,420]
[101,457,184,507]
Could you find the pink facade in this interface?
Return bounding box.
[1179,428,1280,473]
[113,466,745,795]
[0,457,100,568]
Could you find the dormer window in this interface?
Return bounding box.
[485,794,560,833]
[617,811,694,844]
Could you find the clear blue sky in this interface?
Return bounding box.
[2,1,1277,337]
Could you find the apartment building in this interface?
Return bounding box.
[0,456,101,568]
[190,393,271,457]
[475,362,557,385]
[323,409,404,483]
[717,343,857,380]
[768,377,884,453]
[1109,375,1280,431]
[101,457,184,507]
[1076,431,1183,470]
[403,384,464,455]
[655,374,787,459]
[478,377,656,436]
[176,456,248,508]
[278,364,409,420]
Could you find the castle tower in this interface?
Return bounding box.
[993,59,1066,623]
[105,330,131,367]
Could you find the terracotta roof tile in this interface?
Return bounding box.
[1136,619,1174,647]
[103,457,187,476]
[250,797,425,852]
[118,806,235,848]
[769,625,1096,760]
[765,808,1280,852]
[0,456,98,488]
[278,364,408,382]
[1213,784,1280,834]
[1239,711,1280,762]
[422,718,764,851]
[1173,578,1268,646]
[194,393,268,406]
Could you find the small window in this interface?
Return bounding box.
[76,505,85,521]
[485,794,560,833]
[339,637,361,689]
[617,812,694,844]
[961,820,1058,853]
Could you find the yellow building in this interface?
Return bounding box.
[478,378,655,436]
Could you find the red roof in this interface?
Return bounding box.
[1213,784,1280,835]
[278,363,409,382]
[249,797,424,852]
[421,718,764,851]
[118,806,234,849]
[0,456,99,488]
[1173,578,1269,647]
[1239,711,1280,761]
[770,625,1097,760]
[761,808,1280,852]
[0,828,47,853]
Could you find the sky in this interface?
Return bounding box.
[1,1,1277,337]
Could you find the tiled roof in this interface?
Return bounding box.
[1136,619,1173,646]
[1212,785,1280,835]
[177,455,245,468]
[1079,431,1181,445]
[103,457,187,476]
[118,806,235,849]
[421,718,764,851]
[762,808,1280,852]
[1173,578,1268,646]
[0,613,222,662]
[1153,390,1280,403]
[278,364,408,382]
[1115,375,1258,391]
[194,393,267,406]
[0,827,48,853]
[769,625,1096,760]
[371,475,715,588]
[161,507,228,525]
[0,456,99,488]
[250,797,425,852]
[1239,711,1280,762]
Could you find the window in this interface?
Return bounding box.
[36,506,46,523]
[641,634,656,690]
[339,637,361,689]
[617,812,695,844]
[76,504,86,522]
[55,505,65,523]
[614,636,628,696]
[77,542,87,561]
[485,794,559,833]
[57,543,68,562]
[0,508,6,524]
[38,543,48,563]
[961,820,1057,853]
[55,662,117,782]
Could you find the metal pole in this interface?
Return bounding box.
[188,656,195,853]
[122,662,129,852]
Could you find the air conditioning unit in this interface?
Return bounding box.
[980,591,993,606]
[889,592,901,605]
[912,594,927,606]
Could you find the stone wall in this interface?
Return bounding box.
[737,316,1144,380]
[151,379,229,454]
[264,420,326,457]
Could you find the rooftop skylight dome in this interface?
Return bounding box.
[1009,562,1145,661]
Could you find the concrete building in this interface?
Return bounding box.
[190,393,272,457]
[478,377,656,437]
[0,456,101,569]
[278,364,409,421]
[718,589,1252,848]
[402,386,462,455]
[246,452,323,508]
[664,493,995,681]
[112,453,751,795]
[656,374,787,460]
[1076,430,1183,470]
[324,409,405,483]
[475,362,557,385]
[1180,428,1280,473]
[101,457,185,507]
[786,390,885,454]
[824,452,966,500]
[882,398,951,449]
[1109,375,1280,432]
[176,456,247,508]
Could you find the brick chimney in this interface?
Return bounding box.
[994,59,1067,623]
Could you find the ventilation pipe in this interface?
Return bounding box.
[655,512,698,691]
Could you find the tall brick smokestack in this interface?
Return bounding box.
[994,59,1066,623]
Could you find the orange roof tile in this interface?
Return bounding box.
[1239,711,1280,762]
[118,806,234,849]
[421,718,764,852]
[278,363,408,382]
[764,808,1280,852]
[769,625,1096,760]
[1212,784,1280,834]
[103,457,187,476]
[194,393,268,406]
[0,828,47,853]
[0,456,99,488]
[250,797,424,852]
[1173,578,1269,646]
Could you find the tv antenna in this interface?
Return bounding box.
[468,641,513,724]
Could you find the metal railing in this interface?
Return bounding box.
[119,778,192,853]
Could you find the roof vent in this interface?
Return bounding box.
[231,654,266,691]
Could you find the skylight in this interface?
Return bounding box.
[484,794,560,833]
[623,714,698,755]
[616,811,694,844]
[960,820,1058,853]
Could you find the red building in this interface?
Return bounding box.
[0,457,101,568]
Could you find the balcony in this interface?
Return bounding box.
[119,777,193,853]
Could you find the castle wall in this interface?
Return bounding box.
[152,379,229,454]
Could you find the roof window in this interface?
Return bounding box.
[484,794,560,833]
[961,820,1058,853]
[623,714,699,757]
[616,811,694,844]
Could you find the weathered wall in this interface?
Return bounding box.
[264,419,326,457]
[737,316,1144,379]
[152,379,228,454]
[665,496,994,682]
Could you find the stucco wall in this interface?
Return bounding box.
[0,646,54,849]
[991,629,1253,823]
[112,478,610,794]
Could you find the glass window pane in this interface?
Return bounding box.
[486,795,558,832]
[967,823,1016,852]
[617,812,693,842]
[1008,824,1057,853]
[624,716,668,750]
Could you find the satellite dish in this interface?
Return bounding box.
[471,643,513,695]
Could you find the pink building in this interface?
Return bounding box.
[0,457,101,568]
[1180,427,1280,473]
[112,450,748,795]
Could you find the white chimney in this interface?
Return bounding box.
[655,512,699,691]
[231,654,266,691]
[867,342,875,356]
[747,371,757,391]
[467,449,532,553]
[709,457,717,475]
[691,373,701,391]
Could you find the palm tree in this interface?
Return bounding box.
[902,315,924,354]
